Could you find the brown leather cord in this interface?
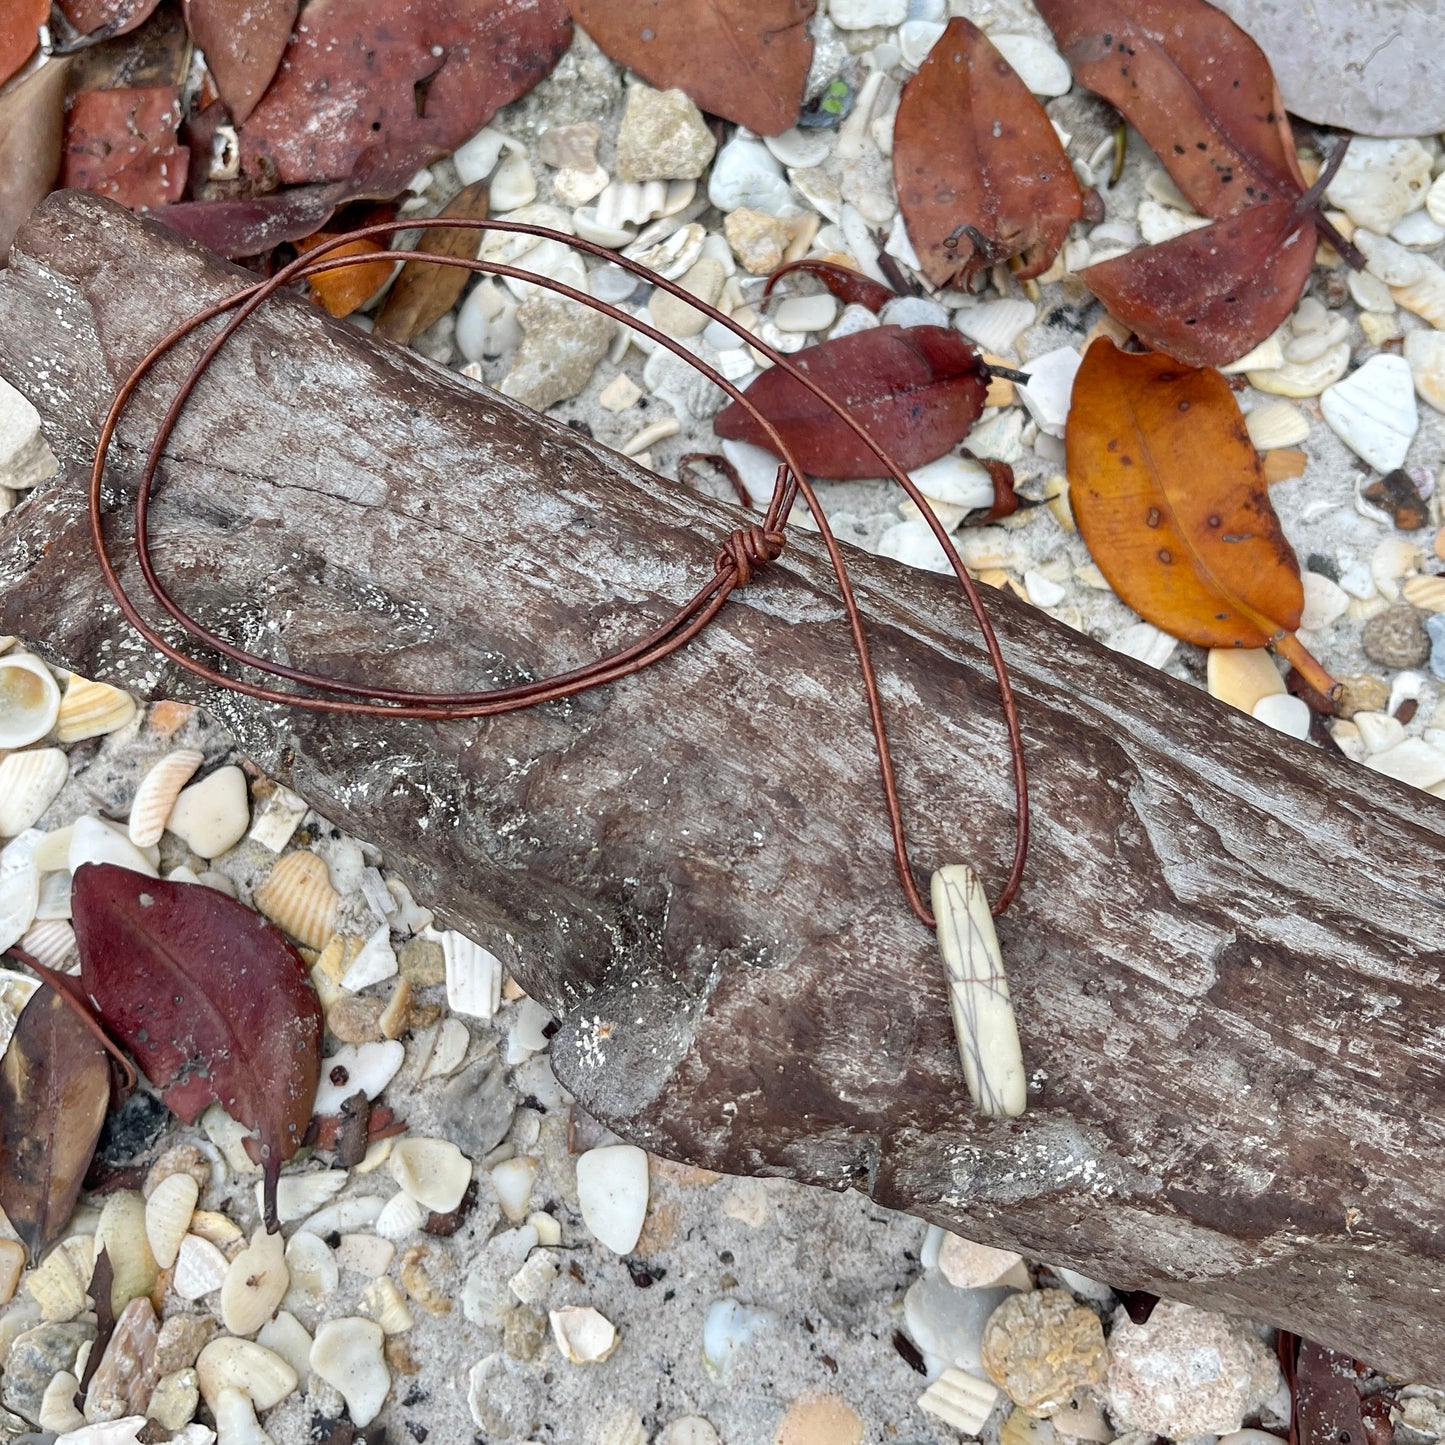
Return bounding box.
[89,218,1029,923]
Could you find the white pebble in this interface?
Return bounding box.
[899,19,946,68]
[1365,738,1445,791]
[1251,693,1311,739]
[1392,208,1445,248]
[311,1318,389,1427]
[880,295,949,329]
[167,766,249,858]
[339,922,398,993]
[390,1137,472,1214]
[773,294,839,333]
[0,377,58,490]
[989,32,1072,95]
[707,136,792,217]
[1023,571,1067,609]
[452,127,509,187]
[312,1041,404,1114]
[701,1299,773,1377]
[1320,354,1418,473]
[1324,137,1433,234]
[576,1144,649,1254]
[550,1305,619,1364]
[877,519,952,574]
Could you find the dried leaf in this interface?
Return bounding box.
[1078,200,1317,368]
[56,0,164,38]
[298,232,395,318]
[71,863,322,1232]
[183,0,298,124]
[1034,0,1302,220]
[565,0,815,137]
[372,178,488,344]
[158,185,350,258]
[1295,1340,1370,1445]
[764,258,895,314]
[76,1248,116,1401]
[61,84,190,211]
[0,58,70,264]
[0,983,111,1261]
[66,1,192,92]
[237,0,572,188]
[1066,339,1333,696]
[894,17,1085,289]
[0,0,46,87]
[713,325,990,479]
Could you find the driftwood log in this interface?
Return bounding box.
[2,193,1443,1377]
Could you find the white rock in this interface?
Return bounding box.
[1251,693,1311,739]
[210,1387,273,1445]
[312,1041,404,1114]
[1347,268,1395,314]
[967,408,1026,464]
[339,922,398,992]
[899,19,946,68]
[1017,347,1083,438]
[1366,739,1445,792]
[829,302,881,341]
[1105,622,1177,670]
[550,1305,619,1364]
[701,1299,772,1377]
[763,128,831,169]
[491,151,537,212]
[1392,208,1445,248]
[453,127,510,187]
[1325,137,1433,234]
[954,299,1035,355]
[0,747,67,837]
[829,0,905,25]
[167,766,249,858]
[390,1137,472,1213]
[904,1274,1011,1373]
[1300,572,1350,630]
[1053,1267,1116,1305]
[720,438,785,501]
[311,1318,389,1427]
[1244,400,1310,451]
[491,1156,539,1222]
[1137,199,1211,245]
[554,164,609,207]
[880,296,949,329]
[1354,711,1404,755]
[707,136,792,217]
[1355,227,1424,286]
[1405,329,1445,415]
[910,454,995,511]
[989,33,1071,95]
[576,1144,649,1254]
[773,294,839,333]
[254,1312,313,1383]
[1023,570,1067,609]
[0,377,58,490]
[443,930,504,1019]
[1320,354,1418,473]
[1247,344,1350,398]
[877,519,952,574]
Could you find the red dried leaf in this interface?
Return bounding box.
[565,0,815,137]
[0,0,46,87]
[71,863,322,1232]
[61,85,190,211]
[1078,200,1317,368]
[56,0,163,38]
[764,259,895,314]
[0,984,111,1262]
[713,325,989,479]
[183,0,300,125]
[158,184,350,258]
[0,58,70,264]
[237,0,572,188]
[894,17,1085,289]
[1295,1341,1370,1445]
[1034,0,1303,219]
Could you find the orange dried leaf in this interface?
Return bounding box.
[1067,339,1333,696]
[1034,0,1303,219]
[894,17,1085,290]
[299,233,393,318]
[565,0,815,137]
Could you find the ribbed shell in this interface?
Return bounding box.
[18,917,77,974]
[144,1172,199,1270]
[195,1337,298,1411]
[56,674,137,743]
[128,747,205,847]
[254,850,338,949]
[222,1226,288,1336]
[0,747,67,836]
[442,931,502,1019]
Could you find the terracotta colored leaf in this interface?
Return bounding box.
[0,0,46,87]
[56,0,163,38]
[298,232,394,318]
[764,259,895,314]
[894,17,1085,290]
[71,863,322,1231]
[1079,201,1317,368]
[183,0,299,125]
[237,0,572,187]
[1066,339,1333,696]
[159,185,350,259]
[1034,0,1303,220]
[1295,1340,1370,1445]
[373,178,489,344]
[0,58,70,264]
[713,325,990,480]
[0,984,111,1262]
[565,0,815,137]
[60,85,190,211]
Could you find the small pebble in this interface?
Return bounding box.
[1405,329,1445,416]
[775,1391,865,1445]
[310,1317,389,1427]
[1361,606,1431,669]
[1017,348,1083,438]
[701,1299,773,1377]
[549,1305,619,1364]
[981,1289,1106,1416]
[773,294,839,333]
[1251,692,1311,739]
[1426,612,1445,679]
[1320,354,1418,473]
[615,86,716,183]
[576,1144,649,1254]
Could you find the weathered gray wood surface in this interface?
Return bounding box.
[3,193,1444,1375]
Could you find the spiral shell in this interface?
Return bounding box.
[0,747,67,836]
[56,674,137,743]
[254,850,338,949]
[128,748,205,847]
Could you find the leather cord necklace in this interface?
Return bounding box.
[90,218,1032,1116]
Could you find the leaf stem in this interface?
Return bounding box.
[1271,632,1338,712]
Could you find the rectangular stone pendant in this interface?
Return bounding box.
[931,864,1027,1117]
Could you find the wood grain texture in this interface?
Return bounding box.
[2,193,1443,1373]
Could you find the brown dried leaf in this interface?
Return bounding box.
[159,185,349,258]
[237,0,572,188]
[565,0,815,137]
[61,84,190,211]
[183,0,299,124]
[0,984,111,1262]
[56,0,164,38]
[0,0,47,87]
[894,17,1085,289]
[1296,1340,1370,1445]
[372,178,489,344]
[0,58,70,264]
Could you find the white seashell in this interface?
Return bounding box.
[1252,693,1312,739]
[196,1337,297,1411]
[222,1226,288,1336]
[701,1298,773,1377]
[1218,330,1285,374]
[0,828,41,951]
[443,931,503,1019]
[627,221,706,282]
[576,1144,649,1254]
[39,1368,87,1432]
[389,1137,472,1213]
[1284,312,1348,365]
[212,1385,276,1445]
[374,1190,425,1241]
[166,765,248,858]
[491,1156,539,1223]
[313,1041,403,1115]
[1247,343,1350,398]
[1347,268,1395,313]
[508,1248,559,1306]
[26,1234,94,1320]
[144,1172,199,1269]
[253,1170,348,1227]
[96,1190,159,1310]
[1366,738,1445,792]
[1403,573,1445,612]
[292,1196,384,1237]
[1391,255,1445,327]
[56,674,136,743]
[336,1232,394,1277]
[339,922,398,992]
[173,1234,230,1300]
[591,179,676,231]
[899,18,945,68]
[549,1305,619,1364]
[281,1230,336,1314]
[67,815,158,879]
[988,31,1071,95]
[1017,347,1083,439]
[662,1418,721,1445]
[708,136,791,217]
[879,296,948,331]
[362,1276,413,1335]
[1023,570,1067,609]
[1405,328,1445,417]
[1392,208,1445,248]
[0,747,66,836]
[1355,228,1423,286]
[254,1311,313,1382]
[953,299,1035,356]
[491,150,537,212]
[1301,572,1351,630]
[452,126,510,186]
[19,916,76,972]
[1244,399,1310,451]
[253,850,337,949]
[0,1236,23,1304]
[127,749,205,848]
[877,519,952,574]
[1354,711,1404,754]
[919,1367,1002,1434]
[34,866,72,920]
[1320,354,1418,473]
[763,128,831,169]
[1324,137,1433,234]
[932,864,1026,1116]
[909,454,996,512]
[33,826,72,874]
[310,1317,389,1427]
[0,654,60,748]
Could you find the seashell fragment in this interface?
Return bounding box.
[375,1190,426,1241]
[443,931,503,1019]
[1405,329,1445,416]
[919,1368,1002,1434]
[56,674,136,743]
[254,1311,313,1381]
[938,1234,1026,1290]
[362,1276,414,1335]
[0,1237,24,1304]
[1206,648,1286,715]
[336,1232,394,1277]
[195,1336,298,1410]
[68,815,158,879]
[389,1137,473,1214]
[146,1367,201,1432]
[1244,400,1310,451]
[222,1227,288,1336]
[953,299,1035,356]
[311,1317,390,1427]
[932,865,1026,1117]
[19,916,76,973]
[144,1172,199,1269]
[420,1016,471,1080]
[1320,353,1418,473]
[253,1169,349,1226]
[1391,255,1445,327]
[0,654,60,748]
[1017,348,1083,438]
[254,850,338,949]
[213,1384,278,1445]
[35,863,73,919]
[127,749,204,847]
[312,1041,404,1114]
[247,785,308,853]
[1247,344,1350,398]
[96,1190,159,1311]
[0,747,67,836]
[84,1295,160,1422]
[491,1156,539,1223]
[164,766,249,861]
[576,1145,649,1255]
[173,1234,230,1300]
[281,1230,337,1314]
[508,1248,559,1306]
[39,1368,87,1432]
[549,1305,619,1364]
[0,828,40,951]
[339,921,398,992]
[26,1234,94,1321]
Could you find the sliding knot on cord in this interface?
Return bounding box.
[717,524,787,587]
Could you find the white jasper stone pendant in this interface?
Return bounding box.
[931,865,1026,1117]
